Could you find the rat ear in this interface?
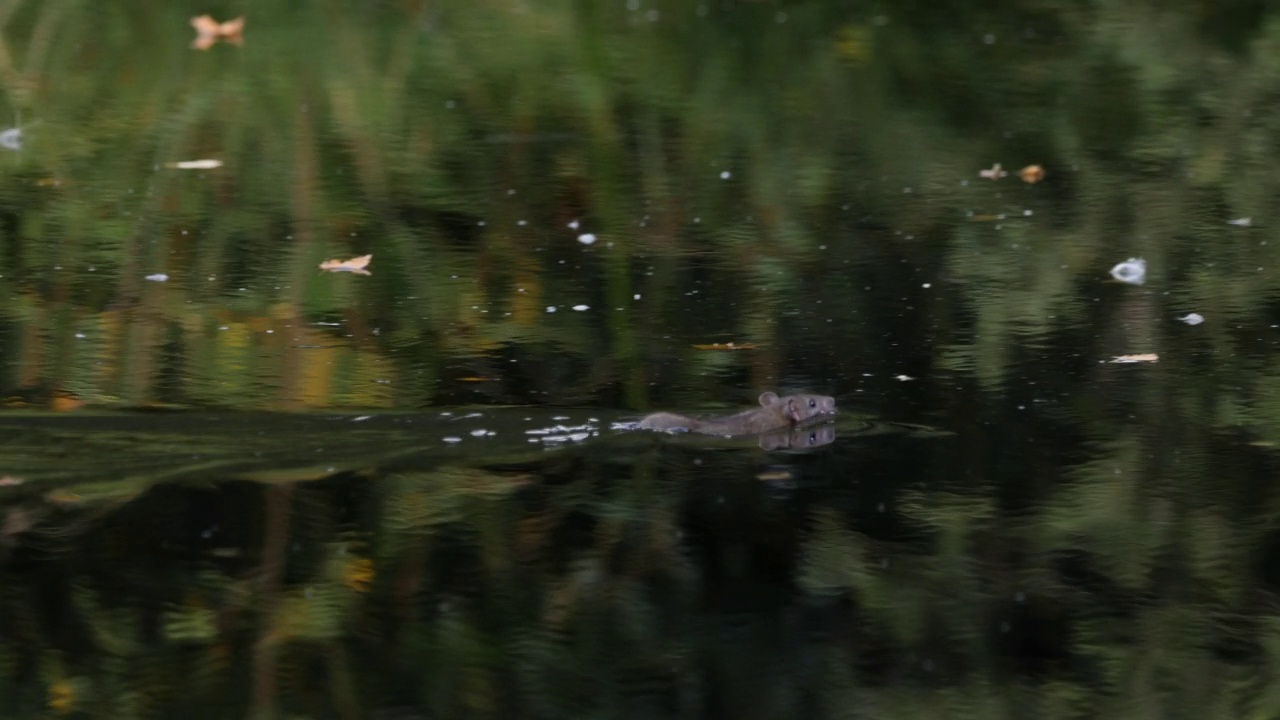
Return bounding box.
[759,392,780,406]
[785,396,802,421]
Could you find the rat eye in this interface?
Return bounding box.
[808,432,817,443]
[808,399,816,407]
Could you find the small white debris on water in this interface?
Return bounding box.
[577,233,597,245]
[895,375,915,381]
[1180,313,1205,325]
[719,171,731,179]
[442,436,462,444]
[633,293,641,300]
[0,127,21,151]
[75,333,86,339]
[470,429,489,437]
[567,219,580,230]
[572,304,589,311]
[922,283,931,289]
[1109,257,1146,285]
[1228,217,1252,227]
[145,273,169,282]
[546,306,557,313]
[165,159,222,170]
[351,416,372,422]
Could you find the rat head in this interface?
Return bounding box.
[759,392,837,424]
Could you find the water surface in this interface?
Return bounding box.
[0,2,1278,718]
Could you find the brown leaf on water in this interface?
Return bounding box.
[1110,353,1159,364]
[190,15,244,50]
[318,254,372,276]
[692,342,759,350]
[1019,164,1046,184]
[978,163,1007,180]
[0,476,23,487]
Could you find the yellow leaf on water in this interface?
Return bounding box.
[692,342,759,351]
[1110,353,1159,364]
[190,15,244,50]
[319,254,372,276]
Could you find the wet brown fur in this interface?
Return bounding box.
[637,392,836,437]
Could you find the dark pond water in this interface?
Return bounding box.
[1,1,1280,718]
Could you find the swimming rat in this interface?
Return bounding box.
[636,392,836,437]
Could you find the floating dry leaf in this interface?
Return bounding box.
[190,15,244,50]
[165,159,223,170]
[1110,353,1159,364]
[978,163,1007,180]
[692,342,759,350]
[1019,164,1045,184]
[319,254,372,276]
[0,476,23,487]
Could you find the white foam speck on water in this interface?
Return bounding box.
[1109,258,1146,285]
[719,171,731,179]
[577,233,597,245]
[546,306,557,313]
[572,304,589,311]
[442,436,462,444]
[0,127,21,151]
[145,273,168,282]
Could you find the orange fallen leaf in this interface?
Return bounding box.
[1019,164,1045,184]
[692,342,759,350]
[457,377,495,382]
[1110,353,1159,364]
[319,254,372,276]
[978,163,1007,180]
[190,15,244,51]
